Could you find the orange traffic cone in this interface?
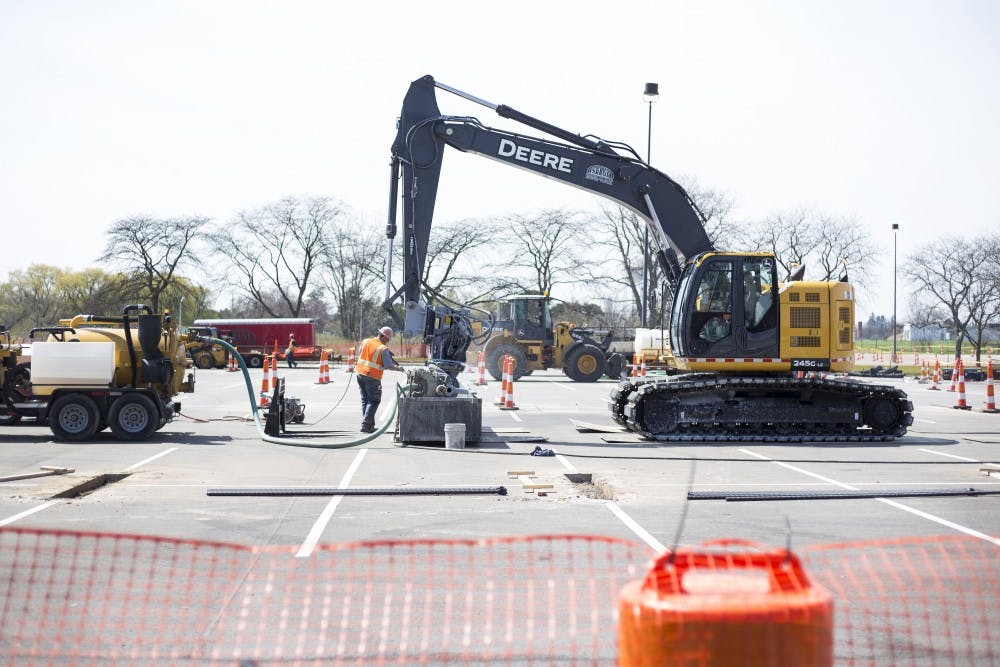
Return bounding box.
[259,355,271,407]
[947,359,958,392]
[929,359,941,390]
[984,360,998,413]
[475,350,487,386]
[500,355,518,410]
[640,356,647,377]
[954,359,970,410]
[269,353,278,394]
[630,353,638,378]
[227,354,238,372]
[346,346,356,373]
[496,355,510,406]
[315,349,330,384]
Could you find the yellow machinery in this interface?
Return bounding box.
[185,325,233,369]
[481,295,625,383]
[0,304,195,441]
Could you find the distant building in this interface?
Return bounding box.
[903,323,949,341]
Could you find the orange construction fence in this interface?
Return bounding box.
[1,528,996,665]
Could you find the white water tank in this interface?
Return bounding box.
[634,328,668,353]
[30,342,116,387]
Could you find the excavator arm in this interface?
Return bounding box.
[384,74,714,363]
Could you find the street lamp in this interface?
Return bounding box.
[892,223,899,363]
[641,82,659,329]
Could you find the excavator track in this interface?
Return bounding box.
[608,374,913,442]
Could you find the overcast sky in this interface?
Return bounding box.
[2,0,997,318]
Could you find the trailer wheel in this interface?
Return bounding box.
[109,394,159,441]
[48,394,100,441]
[193,352,215,369]
[246,355,263,369]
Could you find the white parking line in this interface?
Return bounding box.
[296,448,368,558]
[545,381,576,391]
[0,501,60,527]
[555,454,576,472]
[918,448,980,462]
[0,448,180,527]
[125,448,178,471]
[606,502,666,552]
[739,448,1000,547]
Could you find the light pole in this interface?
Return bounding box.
[641,82,658,329]
[892,223,899,363]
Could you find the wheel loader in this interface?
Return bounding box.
[481,295,625,382]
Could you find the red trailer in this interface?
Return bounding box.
[191,318,321,367]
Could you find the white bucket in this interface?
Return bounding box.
[444,422,466,449]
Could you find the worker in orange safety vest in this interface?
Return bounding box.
[356,326,405,433]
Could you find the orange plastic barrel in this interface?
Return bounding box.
[618,540,833,666]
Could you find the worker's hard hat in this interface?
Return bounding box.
[379,326,393,339]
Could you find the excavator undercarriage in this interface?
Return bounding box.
[610,374,914,442]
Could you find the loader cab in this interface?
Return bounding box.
[670,253,779,360]
[501,295,554,345]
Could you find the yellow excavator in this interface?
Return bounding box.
[385,75,913,441]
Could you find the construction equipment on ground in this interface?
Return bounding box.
[386,74,912,441]
[184,325,234,369]
[482,294,626,382]
[0,304,195,441]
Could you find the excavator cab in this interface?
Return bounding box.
[670,252,779,364]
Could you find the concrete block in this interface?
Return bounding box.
[397,396,482,443]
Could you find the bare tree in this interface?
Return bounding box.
[212,196,343,317]
[503,209,590,295]
[962,235,1000,361]
[99,216,209,312]
[904,236,976,358]
[588,204,675,326]
[0,265,65,335]
[322,222,385,339]
[680,178,737,247]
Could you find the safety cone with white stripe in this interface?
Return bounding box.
[269,354,278,395]
[630,353,638,378]
[954,359,971,410]
[495,355,509,405]
[259,355,272,408]
[929,359,941,390]
[947,359,958,392]
[227,354,238,372]
[640,356,647,377]
[983,360,998,413]
[346,346,356,373]
[315,349,330,384]
[499,355,519,410]
[475,350,487,386]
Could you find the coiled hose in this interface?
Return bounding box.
[210,338,405,449]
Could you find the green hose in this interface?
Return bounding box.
[209,338,399,448]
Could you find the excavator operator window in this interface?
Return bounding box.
[743,259,777,332]
[692,260,733,346]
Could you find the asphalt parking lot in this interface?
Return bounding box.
[2,361,998,553]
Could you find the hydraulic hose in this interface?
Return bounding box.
[208,338,400,449]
